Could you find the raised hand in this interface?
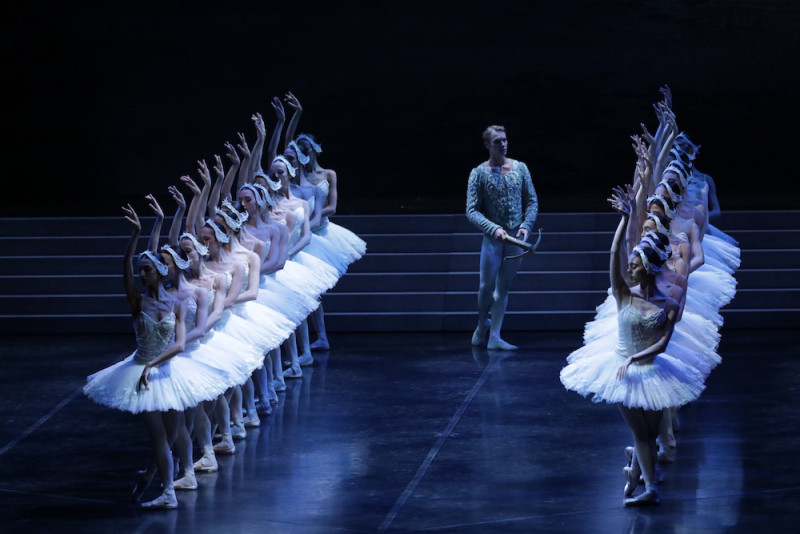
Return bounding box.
[122,204,141,230]
[661,104,678,133]
[608,185,633,216]
[252,112,266,139]
[271,96,285,122]
[212,154,224,179]
[225,141,241,165]
[180,175,201,196]
[659,84,672,110]
[168,185,186,209]
[146,193,164,219]
[284,91,302,112]
[640,123,656,146]
[236,132,251,158]
[197,159,211,187]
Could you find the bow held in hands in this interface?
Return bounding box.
[502,228,543,261]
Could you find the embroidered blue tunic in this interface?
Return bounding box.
[465,160,538,236]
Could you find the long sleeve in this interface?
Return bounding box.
[466,168,502,236]
[519,162,539,233]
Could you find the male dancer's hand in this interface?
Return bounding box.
[493,228,508,241]
[516,228,529,242]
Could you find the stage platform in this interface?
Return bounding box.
[1,329,798,533]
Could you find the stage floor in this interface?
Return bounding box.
[1,329,797,533]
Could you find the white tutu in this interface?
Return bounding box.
[702,233,741,275]
[232,300,296,354]
[259,272,320,326]
[315,220,366,264]
[289,250,340,294]
[83,313,227,413]
[562,305,706,410]
[303,232,351,277]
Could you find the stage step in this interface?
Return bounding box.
[0,211,797,334]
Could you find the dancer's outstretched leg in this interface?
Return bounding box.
[282,333,303,379]
[619,406,662,506]
[473,236,500,346]
[173,409,198,490]
[271,347,286,393]
[241,375,260,428]
[230,384,246,439]
[251,359,273,416]
[309,304,330,351]
[140,411,180,510]
[487,247,522,350]
[193,399,218,472]
[297,319,314,367]
[212,390,235,455]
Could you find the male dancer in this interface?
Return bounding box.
[466,125,538,350]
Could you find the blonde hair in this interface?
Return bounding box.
[482,125,505,145]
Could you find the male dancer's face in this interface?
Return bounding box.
[486,129,508,159]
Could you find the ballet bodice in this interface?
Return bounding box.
[314,179,330,226]
[287,206,305,250]
[184,288,215,350]
[615,304,666,361]
[133,312,175,364]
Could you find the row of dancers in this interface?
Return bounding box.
[83,93,366,509]
[560,86,741,506]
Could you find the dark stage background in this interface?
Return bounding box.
[4,1,798,217]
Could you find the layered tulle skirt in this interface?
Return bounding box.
[560,345,706,410]
[83,351,228,414]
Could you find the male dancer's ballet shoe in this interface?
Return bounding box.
[131,470,154,503]
[193,449,218,473]
[173,471,198,491]
[231,419,247,440]
[624,489,660,507]
[310,339,329,352]
[213,433,235,455]
[298,353,314,367]
[141,486,178,510]
[283,365,303,379]
[471,319,491,346]
[487,336,518,351]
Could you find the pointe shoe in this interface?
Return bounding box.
[310,339,329,352]
[173,471,198,491]
[268,385,279,405]
[471,319,490,346]
[132,470,153,503]
[623,466,638,498]
[298,353,314,367]
[243,412,261,427]
[486,336,518,351]
[193,451,218,473]
[273,379,286,392]
[283,365,303,379]
[624,489,660,507]
[231,419,247,440]
[255,398,273,416]
[657,445,675,464]
[141,487,178,510]
[213,433,235,455]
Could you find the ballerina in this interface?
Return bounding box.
[83,205,221,510]
[560,197,706,506]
